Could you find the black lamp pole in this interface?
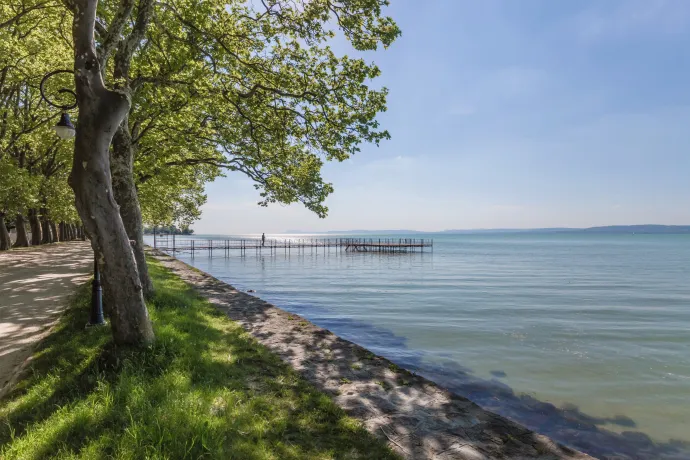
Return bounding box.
[90,256,105,325]
[40,70,105,327]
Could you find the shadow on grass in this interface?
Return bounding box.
[0,259,399,459]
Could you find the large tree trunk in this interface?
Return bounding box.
[13,214,29,247]
[49,221,59,242]
[28,209,42,245]
[112,122,154,298]
[40,210,52,244]
[69,0,154,346]
[0,214,11,250]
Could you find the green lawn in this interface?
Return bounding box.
[0,258,398,459]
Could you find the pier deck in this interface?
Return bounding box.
[152,236,432,256]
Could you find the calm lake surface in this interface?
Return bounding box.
[147,233,690,459]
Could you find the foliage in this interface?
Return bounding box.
[0,0,76,223]
[140,0,400,217]
[89,0,401,220]
[143,224,194,235]
[0,157,39,216]
[41,171,79,223]
[0,257,399,459]
[2,0,400,229]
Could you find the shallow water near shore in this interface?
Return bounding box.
[146,232,690,458]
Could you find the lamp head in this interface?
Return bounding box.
[52,112,76,140]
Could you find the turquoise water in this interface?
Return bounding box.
[147,233,690,459]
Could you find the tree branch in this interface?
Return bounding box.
[98,0,136,70]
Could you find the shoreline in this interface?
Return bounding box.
[149,248,591,459]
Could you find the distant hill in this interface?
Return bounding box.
[285,225,690,235]
[443,225,690,234]
[441,228,574,234]
[582,225,690,234]
[283,229,426,235]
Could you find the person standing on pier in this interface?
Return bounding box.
[261,233,266,247]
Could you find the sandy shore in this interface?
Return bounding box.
[0,243,92,399]
[150,249,592,460]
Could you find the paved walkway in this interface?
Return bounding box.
[0,242,93,397]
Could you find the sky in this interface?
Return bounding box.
[194,0,690,234]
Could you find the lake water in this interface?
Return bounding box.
[146,233,690,459]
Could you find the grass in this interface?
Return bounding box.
[0,258,399,460]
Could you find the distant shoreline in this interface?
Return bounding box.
[282,225,690,235]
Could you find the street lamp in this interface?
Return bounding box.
[52,112,76,140]
[40,69,105,327]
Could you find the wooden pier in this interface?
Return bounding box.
[152,235,432,257]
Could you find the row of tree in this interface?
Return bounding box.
[1,0,399,346]
[142,225,194,235]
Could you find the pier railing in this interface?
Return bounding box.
[151,235,432,256]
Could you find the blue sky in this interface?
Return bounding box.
[195,0,690,234]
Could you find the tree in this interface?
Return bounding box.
[0,158,37,249]
[1,0,73,248]
[69,0,155,345]
[102,0,400,301]
[43,171,79,241]
[3,0,399,347]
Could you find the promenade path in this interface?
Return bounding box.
[0,242,92,397]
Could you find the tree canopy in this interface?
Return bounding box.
[1,0,399,344]
[2,0,399,229]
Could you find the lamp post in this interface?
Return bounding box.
[40,70,105,327]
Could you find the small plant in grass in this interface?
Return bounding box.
[376,380,391,391]
[355,349,376,360]
[388,363,400,372]
[339,377,352,384]
[351,362,363,370]
[396,377,411,387]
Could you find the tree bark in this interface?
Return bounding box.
[80,225,86,240]
[40,210,52,244]
[112,122,154,298]
[28,209,42,245]
[58,222,65,241]
[69,0,154,346]
[0,214,11,250]
[49,221,59,242]
[13,214,29,247]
